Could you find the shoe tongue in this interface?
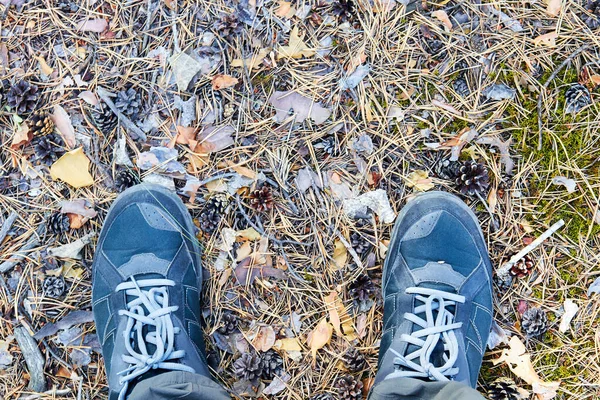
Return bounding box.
[418,282,455,292]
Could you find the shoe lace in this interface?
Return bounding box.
[386,287,465,382]
[115,277,195,400]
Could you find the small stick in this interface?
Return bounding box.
[496,219,565,277]
[0,211,18,247]
[476,192,499,231]
[19,389,71,400]
[0,223,46,274]
[336,231,364,270]
[14,326,46,393]
[96,87,147,142]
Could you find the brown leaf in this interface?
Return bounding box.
[324,291,342,336]
[252,326,276,352]
[211,74,239,90]
[275,0,295,17]
[50,105,76,148]
[432,10,452,30]
[11,122,32,149]
[195,125,235,154]
[172,126,198,150]
[234,257,286,285]
[533,32,557,47]
[307,317,333,362]
[546,0,561,16]
[330,239,347,271]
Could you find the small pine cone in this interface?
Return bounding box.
[213,14,244,41]
[564,83,591,114]
[115,88,142,119]
[28,110,54,136]
[32,133,65,165]
[48,212,70,234]
[217,312,239,335]
[350,232,372,256]
[455,160,490,196]
[348,274,376,304]
[261,350,284,380]
[335,375,363,400]
[249,185,274,212]
[309,394,334,400]
[331,0,355,21]
[91,104,118,133]
[434,158,461,181]
[198,195,228,234]
[114,169,139,192]
[453,77,470,97]
[232,352,263,382]
[7,80,39,114]
[493,272,513,293]
[487,377,523,400]
[509,254,534,278]
[521,307,548,338]
[342,348,366,373]
[43,276,66,298]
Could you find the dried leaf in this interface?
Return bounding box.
[307,317,333,362]
[252,326,276,351]
[476,136,514,175]
[406,170,435,192]
[275,0,295,18]
[76,18,108,33]
[33,310,94,340]
[339,64,371,90]
[60,199,97,218]
[231,48,269,69]
[234,257,286,285]
[0,338,13,370]
[275,338,302,351]
[269,90,331,125]
[10,122,31,149]
[237,227,262,241]
[551,176,576,193]
[546,0,561,16]
[137,147,186,176]
[331,239,347,271]
[277,26,315,59]
[533,32,558,47]
[195,125,235,154]
[263,373,291,395]
[169,52,203,92]
[432,10,453,30]
[50,105,76,148]
[211,74,239,90]
[295,166,320,193]
[483,84,516,101]
[218,228,238,252]
[47,232,95,260]
[487,320,509,350]
[50,148,94,188]
[343,189,397,223]
[558,299,579,333]
[173,126,198,150]
[324,292,342,336]
[78,91,99,106]
[33,55,54,76]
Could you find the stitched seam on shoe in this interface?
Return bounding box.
[472,301,492,316]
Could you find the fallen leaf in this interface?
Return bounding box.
[533,32,558,47]
[295,166,320,193]
[237,227,262,241]
[50,105,76,148]
[252,326,276,351]
[33,310,94,340]
[10,122,31,149]
[476,136,514,175]
[76,18,108,33]
[546,0,561,16]
[432,10,453,29]
[406,170,435,191]
[234,257,286,285]
[0,338,13,369]
[231,48,269,69]
[137,147,186,175]
[33,55,54,76]
[558,299,579,333]
[324,292,342,336]
[275,338,302,351]
[218,228,238,252]
[356,313,367,339]
[488,188,497,213]
[487,320,509,350]
[50,148,94,188]
[62,260,84,279]
[483,84,516,101]
[195,125,235,154]
[372,0,396,12]
[269,90,331,125]
[47,232,95,260]
[331,239,347,271]
[343,189,397,223]
[263,373,291,395]
[226,160,256,179]
[339,64,371,90]
[551,176,576,193]
[60,199,97,218]
[212,74,239,90]
[277,26,315,59]
[172,126,198,150]
[275,0,295,18]
[169,52,203,91]
[307,317,333,362]
[78,91,98,106]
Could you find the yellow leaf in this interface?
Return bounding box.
[330,239,347,271]
[406,170,435,191]
[231,48,270,69]
[307,317,333,362]
[62,260,84,280]
[275,338,302,351]
[50,147,94,188]
[238,227,262,241]
[324,291,342,337]
[488,188,497,213]
[277,26,315,59]
[324,291,356,340]
[533,32,557,47]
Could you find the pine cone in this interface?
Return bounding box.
[114,169,139,192]
[583,0,600,29]
[249,185,274,212]
[331,0,355,21]
[115,88,142,119]
[335,375,363,400]
[509,254,534,278]
[28,110,54,136]
[48,212,70,234]
[213,14,244,41]
[309,394,334,400]
[233,352,263,382]
[434,158,461,181]
[217,312,239,335]
[33,133,65,165]
[493,272,513,293]
[453,77,470,97]
[198,194,228,234]
[348,274,376,312]
[261,350,284,380]
[55,0,79,12]
[342,348,366,373]
[564,83,591,114]
[487,377,523,400]
[7,80,39,114]
[43,276,66,298]
[91,104,118,133]
[455,160,490,196]
[521,307,548,338]
[350,232,372,256]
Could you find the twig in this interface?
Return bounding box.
[96,87,147,141]
[537,46,589,150]
[0,223,46,274]
[0,211,18,248]
[14,326,46,393]
[496,219,565,278]
[335,231,364,270]
[476,192,499,231]
[19,388,71,400]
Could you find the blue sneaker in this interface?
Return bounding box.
[92,184,211,400]
[374,191,493,388]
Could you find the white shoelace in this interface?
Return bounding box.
[115,278,195,400]
[385,287,465,382]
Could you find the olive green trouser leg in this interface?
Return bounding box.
[127,371,231,400]
[368,377,486,400]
